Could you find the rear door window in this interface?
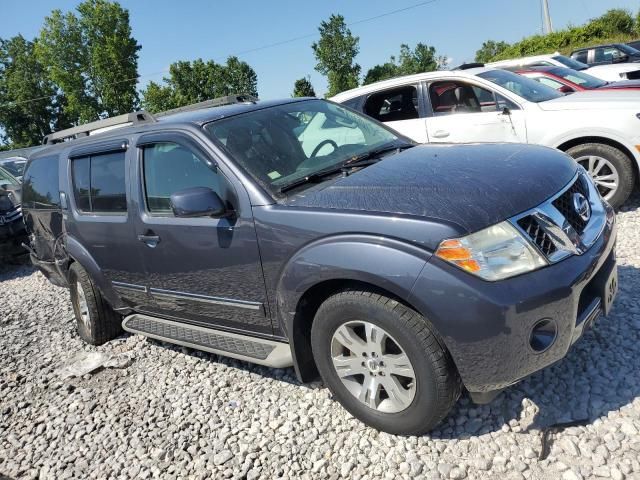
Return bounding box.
[363,86,420,122]
[572,51,588,64]
[71,151,126,213]
[22,156,60,209]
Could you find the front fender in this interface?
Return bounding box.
[65,235,124,310]
[276,234,431,381]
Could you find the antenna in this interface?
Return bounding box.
[542,0,553,34]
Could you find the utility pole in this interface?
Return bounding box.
[542,0,553,34]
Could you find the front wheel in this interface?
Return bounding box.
[566,143,635,209]
[311,290,461,435]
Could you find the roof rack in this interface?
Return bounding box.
[42,94,259,145]
[155,94,259,117]
[43,111,156,145]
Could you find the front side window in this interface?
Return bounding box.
[71,151,126,213]
[142,142,226,215]
[478,69,563,103]
[429,81,516,114]
[363,86,419,122]
[205,99,399,196]
[595,47,620,63]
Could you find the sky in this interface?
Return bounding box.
[2,0,640,100]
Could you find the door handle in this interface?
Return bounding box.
[138,234,161,248]
[432,130,450,139]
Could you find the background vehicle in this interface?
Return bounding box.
[571,43,640,67]
[516,66,640,93]
[0,157,28,181]
[488,53,640,81]
[627,40,640,51]
[0,166,27,261]
[332,67,640,208]
[22,97,617,435]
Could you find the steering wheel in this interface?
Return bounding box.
[310,139,338,158]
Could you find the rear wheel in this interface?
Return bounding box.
[311,290,461,435]
[566,143,635,209]
[69,263,122,345]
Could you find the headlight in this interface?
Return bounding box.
[435,221,547,281]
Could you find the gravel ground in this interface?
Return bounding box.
[2,195,640,480]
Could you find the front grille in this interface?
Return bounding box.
[552,176,589,234]
[517,216,557,256]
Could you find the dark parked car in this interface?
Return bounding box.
[627,40,640,52]
[0,166,27,260]
[23,96,618,435]
[0,157,28,181]
[571,43,640,66]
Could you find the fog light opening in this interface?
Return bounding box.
[529,319,557,353]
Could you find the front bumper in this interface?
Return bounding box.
[408,204,617,395]
[0,217,28,258]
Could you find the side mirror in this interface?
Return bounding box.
[501,107,511,116]
[170,187,227,218]
[558,85,574,94]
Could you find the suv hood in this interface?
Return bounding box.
[285,144,577,233]
[538,89,640,111]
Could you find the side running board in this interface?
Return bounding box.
[122,314,293,368]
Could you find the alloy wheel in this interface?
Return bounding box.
[330,320,416,413]
[576,155,619,201]
[76,281,91,333]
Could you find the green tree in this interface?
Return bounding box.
[363,43,445,85]
[475,40,510,63]
[292,76,316,97]
[0,35,65,147]
[141,57,258,113]
[36,0,140,123]
[593,8,634,37]
[312,14,360,97]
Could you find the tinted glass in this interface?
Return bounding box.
[478,69,563,103]
[90,152,126,212]
[553,55,588,70]
[71,156,91,211]
[143,143,223,214]
[0,166,19,187]
[618,43,640,55]
[205,99,398,196]
[22,156,60,209]
[341,97,362,110]
[549,67,606,88]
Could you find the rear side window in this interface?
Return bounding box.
[71,151,126,213]
[572,50,588,63]
[341,96,362,111]
[364,86,419,122]
[22,156,60,209]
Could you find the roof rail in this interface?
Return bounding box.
[156,94,259,117]
[42,111,156,145]
[451,62,485,71]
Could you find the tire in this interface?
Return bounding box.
[311,290,461,435]
[566,143,635,209]
[68,262,122,345]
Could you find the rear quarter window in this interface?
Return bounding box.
[22,156,60,209]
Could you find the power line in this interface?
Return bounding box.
[0,0,439,109]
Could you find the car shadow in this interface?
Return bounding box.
[0,261,34,282]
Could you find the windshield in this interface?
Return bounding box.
[205,99,401,195]
[548,67,607,88]
[616,44,640,55]
[478,69,564,103]
[0,167,19,188]
[0,158,26,177]
[552,55,589,71]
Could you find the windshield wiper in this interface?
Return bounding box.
[278,142,414,194]
[342,142,414,169]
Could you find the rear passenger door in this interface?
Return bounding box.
[66,141,150,309]
[361,85,429,143]
[132,132,272,335]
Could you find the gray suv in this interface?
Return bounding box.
[22,96,618,435]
